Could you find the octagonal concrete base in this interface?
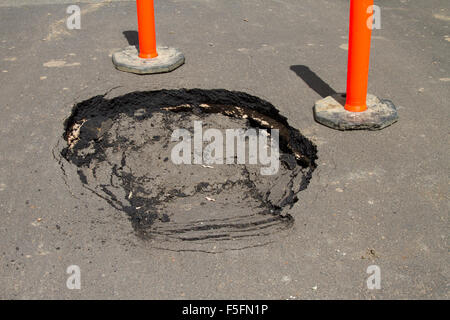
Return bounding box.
[313,93,399,131]
[112,45,185,74]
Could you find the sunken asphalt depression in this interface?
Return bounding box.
[0,0,449,299]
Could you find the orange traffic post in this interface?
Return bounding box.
[313,0,398,130]
[136,0,158,59]
[112,0,185,74]
[344,0,373,112]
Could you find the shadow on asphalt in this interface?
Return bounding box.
[123,30,139,48]
[290,65,337,98]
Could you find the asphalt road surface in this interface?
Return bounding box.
[0,0,448,299]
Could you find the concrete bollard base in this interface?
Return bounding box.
[313,93,398,130]
[112,45,184,74]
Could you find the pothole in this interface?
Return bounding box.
[57,89,317,252]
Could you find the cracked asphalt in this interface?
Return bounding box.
[0,0,448,299]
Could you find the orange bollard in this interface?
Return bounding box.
[313,1,398,130]
[136,0,158,59]
[112,0,184,75]
[344,0,374,112]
